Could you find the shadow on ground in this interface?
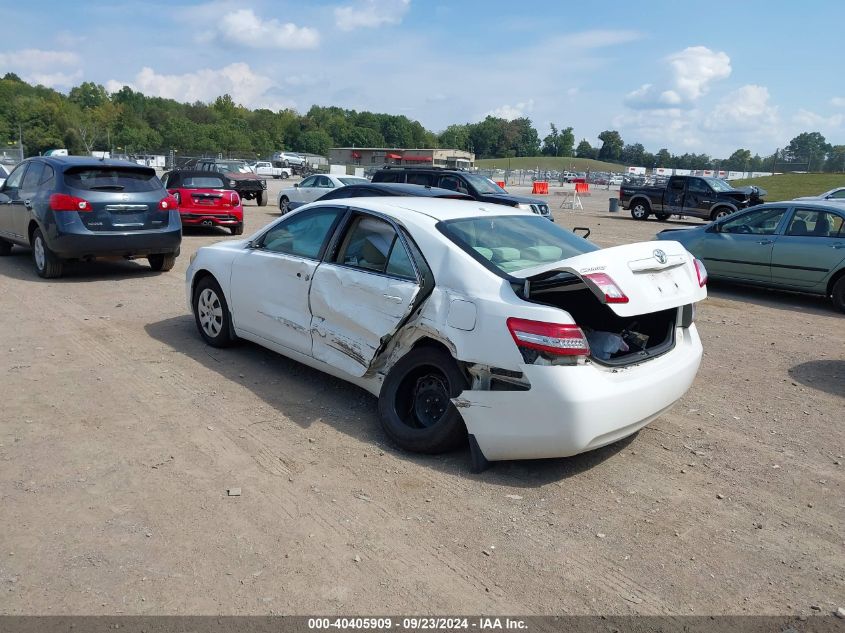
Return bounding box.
[145,314,633,487]
[788,359,845,398]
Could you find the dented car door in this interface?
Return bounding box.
[309,213,421,377]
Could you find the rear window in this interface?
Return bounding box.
[339,177,369,186]
[183,176,225,188]
[64,167,161,193]
[439,215,598,275]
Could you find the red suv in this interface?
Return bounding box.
[162,170,244,235]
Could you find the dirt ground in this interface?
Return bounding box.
[0,180,843,616]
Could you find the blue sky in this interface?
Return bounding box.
[1,0,843,157]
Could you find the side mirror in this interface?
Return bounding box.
[293,183,299,188]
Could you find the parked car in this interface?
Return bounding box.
[608,174,624,186]
[161,170,244,235]
[794,186,845,201]
[313,182,475,203]
[253,161,292,179]
[195,159,268,207]
[621,175,766,222]
[272,152,306,168]
[371,166,553,220]
[0,156,181,278]
[186,198,707,470]
[277,174,369,214]
[656,201,845,312]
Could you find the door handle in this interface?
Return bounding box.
[296,272,310,281]
[757,239,773,245]
[383,294,403,303]
[24,199,32,209]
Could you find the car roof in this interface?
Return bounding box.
[329,182,474,198]
[29,155,150,169]
[311,195,526,222]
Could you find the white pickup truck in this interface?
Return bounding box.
[253,161,292,179]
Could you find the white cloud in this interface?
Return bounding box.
[0,48,82,88]
[792,109,844,129]
[213,8,319,50]
[625,46,731,109]
[335,0,410,31]
[830,96,845,108]
[106,63,295,111]
[708,85,778,130]
[485,99,535,120]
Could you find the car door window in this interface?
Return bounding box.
[787,210,844,237]
[721,208,787,235]
[39,164,55,187]
[407,173,433,187]
[669,178,685,192]
[335,214,415,279]
[300,176,318,188]
[439,176,469,194]
[827,190,845,200]
[20,162,44,192]
[687,179,710,194]
[2,163,28,196]
[317,176,334,188]
[259,206,344,259]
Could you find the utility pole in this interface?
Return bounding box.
[771,148,778,175]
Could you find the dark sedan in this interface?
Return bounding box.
[0,156,181,278]
[656,201,845,311]
[313,181,475,203]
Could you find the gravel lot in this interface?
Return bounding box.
[0,179,842,616]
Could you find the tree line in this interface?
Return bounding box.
[1,73,843,172]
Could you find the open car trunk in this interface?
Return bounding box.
[514,241,706,366]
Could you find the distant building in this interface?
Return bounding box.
[329,147,475,168]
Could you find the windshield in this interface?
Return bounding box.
[439,215,598,275]
[339,177,369,186]
[216,161,250,173]
[463,173,506,194]
[704,178,734,192]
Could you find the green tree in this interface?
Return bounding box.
[597,130,624,162]
[724,148,752,172]
[542,124,574,157]
[825,145,845,172]
[655,148,671,166]
[785,132,830,170]
[575,139,596,159]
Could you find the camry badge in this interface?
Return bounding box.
[653,249,667,264]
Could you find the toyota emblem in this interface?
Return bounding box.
[653,249,667,264]
[121,193,130,201]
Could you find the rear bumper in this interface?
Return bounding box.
[47,213,182,258]
[180,209,243,226]
[456,325,703,461]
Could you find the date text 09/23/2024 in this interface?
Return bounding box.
[307,617,528,630]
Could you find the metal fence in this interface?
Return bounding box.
[0,146,24,165]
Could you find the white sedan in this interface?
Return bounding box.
[277,174,369,214]
[794,187,845,201]
[186,198,707,470]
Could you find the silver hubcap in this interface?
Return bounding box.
[197,288,224,338]
[634,206,646,217]
[34,236,45,270]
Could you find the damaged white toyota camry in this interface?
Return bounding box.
[186,198,707,470]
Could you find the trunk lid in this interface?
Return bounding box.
[175,188,234,213]
[512,240,706,317]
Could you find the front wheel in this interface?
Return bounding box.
[630,202,650,220]
[192,276,236,347]
[711,207,733,221]
[279,196,290,214]
[377,347,468,454]
[258,190,268,207]
[32,228,63,278]
[831,276,845,313]
[148,253,176,272]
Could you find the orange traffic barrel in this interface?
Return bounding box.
[495,180,506,188]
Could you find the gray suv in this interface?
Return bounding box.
[0,156,181,278]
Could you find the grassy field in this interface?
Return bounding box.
[475,156,625,172]
[730,173,845,201]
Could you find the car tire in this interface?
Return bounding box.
[711,207,732,221]
[230,223,244,236]
[279,196,290,215]
[148,253,176,272]
[192,276,236,348]
[258,190,268,207]
[655,212,671,221]
[377,347,468,454]
[630,201,650,220]
[31,228,63,278]
[0,238,12,256]
[831,276,845,313]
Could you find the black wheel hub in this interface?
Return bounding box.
[412,374,449,428]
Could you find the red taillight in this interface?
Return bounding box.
[158,195,178,210]
[229,192,240,207]
[583,272,629,304]
[49,193,91,212]
[506,317,590,356]
[170,190,181,205]
[694,258,708,287]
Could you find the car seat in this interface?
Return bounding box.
[790,219,809,236]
